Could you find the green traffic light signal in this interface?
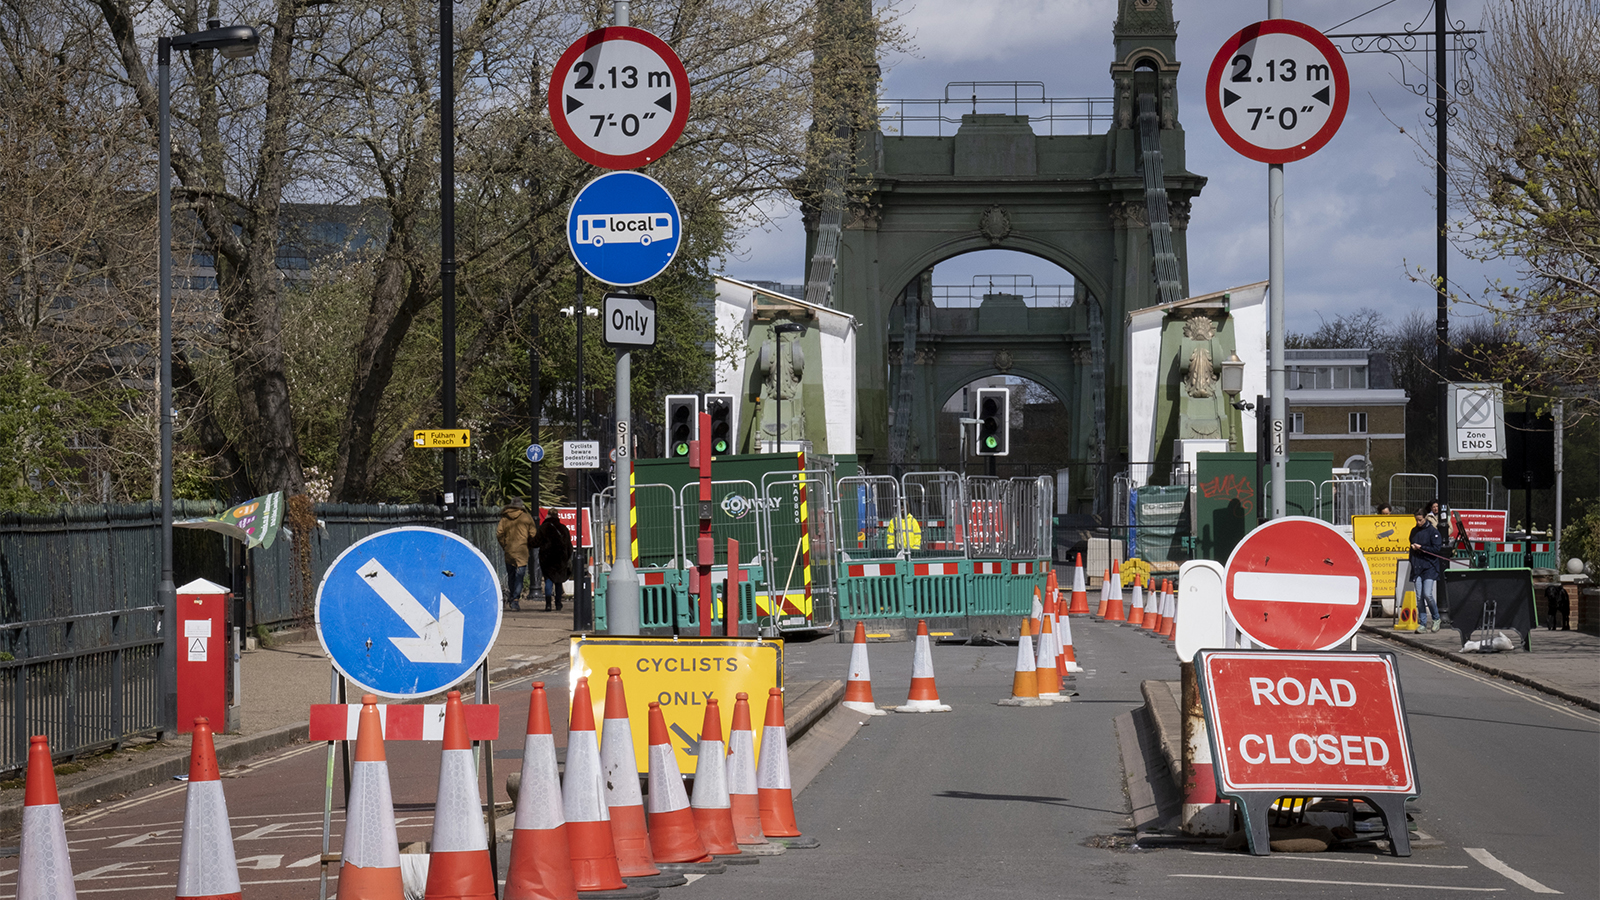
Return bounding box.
[715,439,728,453]
[674,442,689,456]
[984,435,997,449]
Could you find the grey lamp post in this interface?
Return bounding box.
[158,20,258,732]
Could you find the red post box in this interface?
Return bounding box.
[176,578,229,734]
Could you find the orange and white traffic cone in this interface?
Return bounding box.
[894,620,951,712]
[506,682,579,900]
[690,699,755,864]
[562,678,628,891]
[175,717,241,900]
[425,692,494,900]
[1143,576,1163,630]
[1095,567,1110,618]
[338,696,404,900]
[643,702,721,874]
[1030,586,1044,637]
[601,668,682,887]
[1058,609,1083,673]
[1128,578,1146,629]
[1105,561,1126,622]
[727,693,784,855]
[1161,580,1177,639]
[756,688,819,849]
[998,619,1047,706]
[19,735,74,900]
[1067,554,1090,615]
[1047,568,1061,612]
[1036,613,1064,701]
[842,622,886,716]
[1045,589,1068,683]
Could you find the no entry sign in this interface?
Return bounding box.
[548,27,691,170]
[1224,516,1371,650]
[1206,19,1349,164]
[1196,649,1419,856]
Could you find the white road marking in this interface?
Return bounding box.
[1171,874,1503,891]
[1380,641,1600,724]
[1270,856,1469,869]
[66,741,326,828]
[1465,848,1563,894]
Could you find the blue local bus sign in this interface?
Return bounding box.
[567,171,682,287]
[316,526,503,699]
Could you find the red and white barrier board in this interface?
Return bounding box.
[310,702,500,741]
[1195,649,1418,857]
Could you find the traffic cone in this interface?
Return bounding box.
[894,620,951,712]
[1128,579,1146,628]
[1058,609,1083,673]
[1036,613,1063,701]
[690,699,755,864]
[998,619,1047,706]
[727,693,783,854]
[842,622,886,716]
[506,682,579,900]
[1067,554,1090,615]
[1160,580,1176,638]
[756,688,819,848]
[1095,567,1110,617]
[175,717,241,900]
[1046,568,1061,612]
[600,669,682,886]
[643,702,721,872]
[1395,589,1420,632]
[1105,561,1126,622]
[425,692,494,900]
[338,696,403,900]
[19,735,74,900]
[1044,589,1068,682]
[562,678,628,891]
[1030,586,1044,637]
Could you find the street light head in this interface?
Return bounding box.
[1219,352,1245,396]
[170,23,259,58]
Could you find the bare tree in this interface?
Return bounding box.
[1448,0,1599,417]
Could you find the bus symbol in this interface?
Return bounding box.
[579,214,674,247]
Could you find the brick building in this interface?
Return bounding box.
[1284,348,1407,492]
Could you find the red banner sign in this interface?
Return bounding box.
[540,506,594,549]
[1452,509,1507,543]
[1199,650,1416,795]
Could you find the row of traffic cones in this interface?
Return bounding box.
[18,674,814,900]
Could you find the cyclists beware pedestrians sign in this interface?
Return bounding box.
[1206,19,1349,163]
[548,27,690,170]
[567,171,682,286]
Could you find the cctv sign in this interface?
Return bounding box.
[1197,650,1417,795]
[602,293,657,348]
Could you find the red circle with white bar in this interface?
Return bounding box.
[1224,516,1371,650]
[548,27,690,170]
[1206,19,1349,164]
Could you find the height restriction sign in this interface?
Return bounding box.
[549,27,691,170]
[1206,19,1349,164]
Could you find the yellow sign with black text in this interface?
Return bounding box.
[569,636,782,775]
[412,429,471,449]
[1352,515,1410,599]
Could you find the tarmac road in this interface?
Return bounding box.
[1,618,1594,899]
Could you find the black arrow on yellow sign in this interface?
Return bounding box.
[670,723,700,755]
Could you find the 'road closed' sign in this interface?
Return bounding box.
[1197,650,1417,795]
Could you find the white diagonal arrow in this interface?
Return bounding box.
[356,558,464,664]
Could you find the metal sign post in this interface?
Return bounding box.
[1207,9,1350,519]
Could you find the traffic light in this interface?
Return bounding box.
[704,393,735,456]
[1503,410,1555,490]
[974,387,1010,456]
[665,394,698,458]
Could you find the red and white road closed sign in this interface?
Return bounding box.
[1198,650,1416,795]
[1224,516,1372,650]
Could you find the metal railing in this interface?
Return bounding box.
[0,606,164,775]
[1387,473,1438,513]
[880,82,1114,137]
[929,276,1074,309]
[1449,474,1490,510]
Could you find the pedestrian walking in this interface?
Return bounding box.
[535,513,573,612]
[1409,509,1444,632]
[497,498,536,611]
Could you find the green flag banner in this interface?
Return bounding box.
[175,492,285,549]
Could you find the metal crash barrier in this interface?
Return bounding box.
[593,459,1055,639]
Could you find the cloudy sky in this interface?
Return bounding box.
[722,0,1506,334]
